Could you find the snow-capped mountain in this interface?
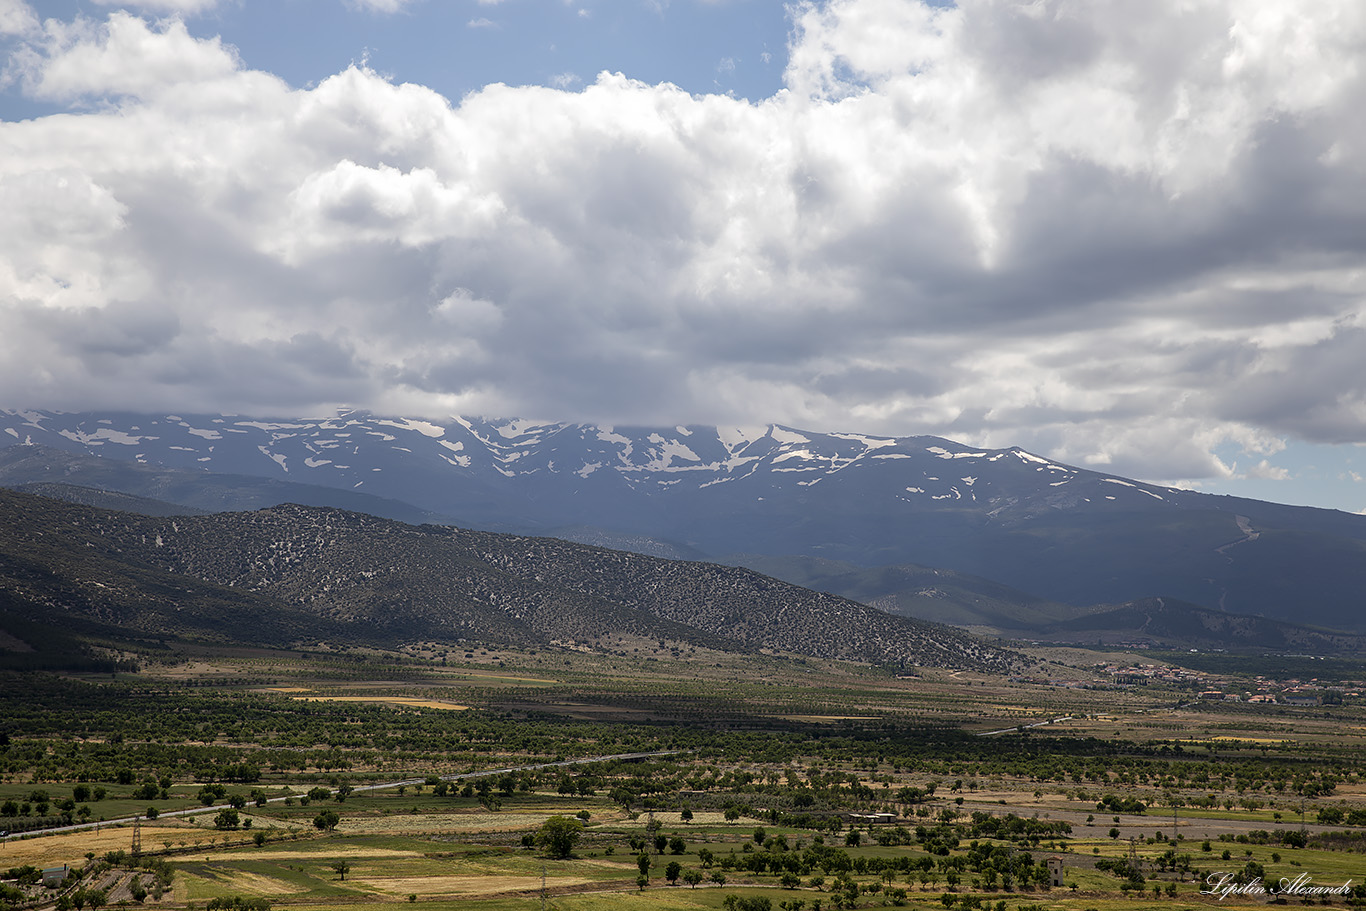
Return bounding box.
[0,408,1177,519]
[4,408,1366,631]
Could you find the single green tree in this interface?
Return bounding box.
[535,816,583,858]
[331,860,350,881]
[665,861,682,885]
[313,809,340,831]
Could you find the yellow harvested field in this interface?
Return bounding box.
[291,696,469,710]
[359,874,593,896]
[341,811,558,834]
[220,872,309,896]
[0,825,191,868]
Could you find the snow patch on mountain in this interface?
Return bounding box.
[59,428,155,446]
[829,432,897,450]
[773,449,815,464]
[257,446,288,471]
[236,421,307,432]
[378,418,445,438]
[596,427,634,462]
[927,446,987,459]
[716,425,766,456]
[494,419,548,439]
[640,439,703,471]
[769,426,810,446]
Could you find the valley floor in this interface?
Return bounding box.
[3,644,1365,911]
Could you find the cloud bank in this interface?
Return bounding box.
[3,1,1366,482]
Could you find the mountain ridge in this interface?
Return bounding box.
[4,409,1365,632]
[0,488,1015,670]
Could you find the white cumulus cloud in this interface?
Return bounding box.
[0,0,38,37]
[3,1,1366,484]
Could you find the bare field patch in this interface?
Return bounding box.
[358,874,593,896]
[559,889,720,911]
[340,811,555,834]
[0,825,191,868]
[219,871,309,896]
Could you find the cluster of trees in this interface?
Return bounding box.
[964,813,1071,844]
[205,898,271,911]
[1094,795,1146,815]
[427,772,523,809]
[0,882,26,910]
[0,787,99,830]
[1315,806,1366,826]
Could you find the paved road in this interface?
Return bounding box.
[977,715,1073,736]
[1,750,685,844]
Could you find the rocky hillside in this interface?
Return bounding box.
[0,490,340,649]
[0,489,1016,670]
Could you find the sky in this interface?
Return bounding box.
[2,0,1366,513]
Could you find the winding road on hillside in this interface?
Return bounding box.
[0,750,685,844]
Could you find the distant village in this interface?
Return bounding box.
[1011,660,1362,705]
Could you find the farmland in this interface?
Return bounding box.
[3,644,1365,911]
